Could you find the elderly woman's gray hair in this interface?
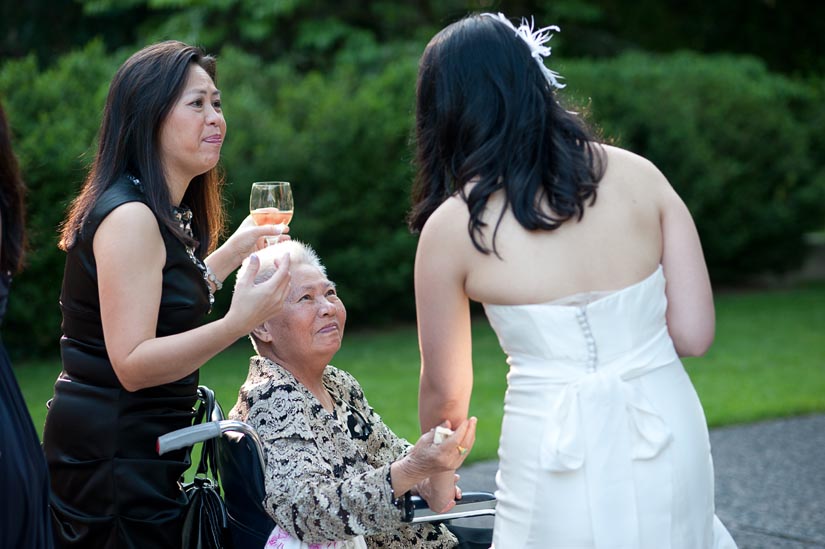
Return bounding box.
[242,240,326,284]
[242,240,328,354]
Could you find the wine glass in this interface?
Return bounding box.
[250,181,293,245]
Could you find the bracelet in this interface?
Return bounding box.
[387,465,414,522]
[204,264,223,291]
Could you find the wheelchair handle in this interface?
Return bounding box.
[157,422,222,455]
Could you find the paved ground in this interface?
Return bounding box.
[456,414,825,548]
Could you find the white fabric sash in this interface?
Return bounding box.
[533,324,679,548]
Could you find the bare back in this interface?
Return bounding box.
[430,146,664,304]
[415,145,713,370]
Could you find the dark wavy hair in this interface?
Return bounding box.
[0,101,26,274]
[59,40,225,256]
[409,14,605,254]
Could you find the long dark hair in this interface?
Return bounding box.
[409,14,605,254]
[59,40,225,256]
[0,101,26,274]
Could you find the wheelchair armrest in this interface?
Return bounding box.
[156,422,222,455]
[157,420,266,474]
[410,491,496,523]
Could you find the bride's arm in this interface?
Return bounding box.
[415,199,474,433]
[414,199,474,512]
[658,176,715,357]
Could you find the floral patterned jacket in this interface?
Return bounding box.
[228,356,457,548]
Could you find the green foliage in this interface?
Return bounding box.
[0,41,119,359]
[6,1,824,78]
[2,36,824,359]
[562,52,825,282]
[216,42,421,325]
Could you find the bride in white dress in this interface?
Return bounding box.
[409,13,738,549]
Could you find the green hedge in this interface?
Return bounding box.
[1,41,118,359]
[562,52,825,282]
[2,44,823,359]
[215,43,422,327]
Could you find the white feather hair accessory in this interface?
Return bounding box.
[483,12,566,89]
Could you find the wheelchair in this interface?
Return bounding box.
[158,386,495,548]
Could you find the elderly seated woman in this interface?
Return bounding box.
[228,240,477,548]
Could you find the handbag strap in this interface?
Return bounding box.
[193,386,220,482]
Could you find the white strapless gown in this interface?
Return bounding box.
[483,266,737,549]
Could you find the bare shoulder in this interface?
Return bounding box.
[100,200,157,226]
[98,201,160,235]
[415,193,475,283]
[419,194,470,243]
[94,201,163,255]
[601,144,677,198]
[602,145,667,181]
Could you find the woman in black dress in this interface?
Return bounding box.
[0,101,54,549]
[42,41,292,548]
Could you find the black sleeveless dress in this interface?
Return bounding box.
[43,177,210,548]
[0,271,55,548]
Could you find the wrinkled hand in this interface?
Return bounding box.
[225,215,290,264]
[415,474,462,508]
[402,418,476,513]
[224,252,291,336]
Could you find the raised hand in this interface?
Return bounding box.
[230,214,290,256]
[225,252,291,336]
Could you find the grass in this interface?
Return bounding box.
[684,282,825,426]
[13,282,825,464]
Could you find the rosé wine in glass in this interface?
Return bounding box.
[250,181,293,246]
[250,207,293,226]
[250,181,293,227]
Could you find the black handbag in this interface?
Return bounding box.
[181,387,230,549]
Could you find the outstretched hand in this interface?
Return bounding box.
[409,419,476,472]
[399,417,477,513]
